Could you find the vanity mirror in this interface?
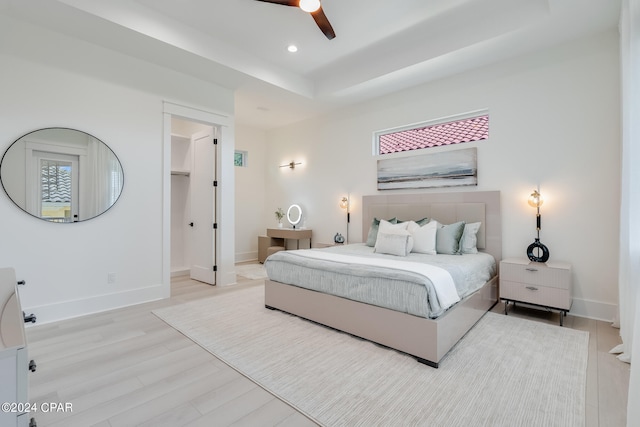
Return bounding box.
[287,204,302,228]
[0,128,124,222]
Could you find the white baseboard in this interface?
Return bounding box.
[171,268,189,277]
[569,297,617,323]
[23,284,166,326]
[235,251,258,264]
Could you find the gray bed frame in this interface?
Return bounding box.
[265,191,501,367]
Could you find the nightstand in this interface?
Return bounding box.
[500,258,572,326]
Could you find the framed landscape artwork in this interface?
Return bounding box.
[377,147,477,190]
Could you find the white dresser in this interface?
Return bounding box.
[0,268,35,427]
[500,258,572,326]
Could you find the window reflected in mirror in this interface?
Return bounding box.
[0,128,124,222]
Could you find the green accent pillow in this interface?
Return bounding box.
[415,217,430,226]
[397,217,429,226]
[436,221,466,254]
[365,217,397,247]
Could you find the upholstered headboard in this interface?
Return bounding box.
[362,191,501,261]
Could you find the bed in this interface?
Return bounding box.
[264,191,501,367]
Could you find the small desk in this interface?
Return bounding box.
[266,228,312,249]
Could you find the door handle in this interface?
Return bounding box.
[189,222,194,227]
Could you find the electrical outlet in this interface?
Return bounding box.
[107,272,117,284]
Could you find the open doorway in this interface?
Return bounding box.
[162,101,236,295]
[170,117,218,285]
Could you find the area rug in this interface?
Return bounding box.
[235,264,268,280]
[153,286,589,426]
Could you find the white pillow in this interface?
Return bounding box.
[460,222,481,254]
[407,220,437,255]
[374,230,413,256]
[378,219,409,234]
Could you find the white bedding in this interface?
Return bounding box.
[290,249,460,310]
[265,243,497,319]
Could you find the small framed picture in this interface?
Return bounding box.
[234,150,248,167]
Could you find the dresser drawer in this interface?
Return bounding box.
[501,280,571,310]
[500,261,571,290]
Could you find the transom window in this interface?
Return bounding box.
[374,111,489,155]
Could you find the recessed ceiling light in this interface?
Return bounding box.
[287,45,298,53]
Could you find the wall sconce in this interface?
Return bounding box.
[340,196,351,223]
[526,189,549,262]
[280,161,301,169]
[336,195,351,244]
[339,196,349,210]
[528,189,543,230]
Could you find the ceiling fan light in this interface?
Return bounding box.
[299,0,320,13]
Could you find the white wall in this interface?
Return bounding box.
[0,16,234,323]
[234,125,268,262]
[265,30,621,321]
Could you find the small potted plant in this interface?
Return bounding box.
[275,208,285,228]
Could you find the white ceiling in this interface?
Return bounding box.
[1,0,621,129]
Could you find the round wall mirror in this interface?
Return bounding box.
[287,204,302,228]
[0,128,124,223]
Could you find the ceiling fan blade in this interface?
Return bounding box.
[254,0,336,40]
[254,0,298,6]
[311,6,336,40]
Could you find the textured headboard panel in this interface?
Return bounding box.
[362,191,501,261]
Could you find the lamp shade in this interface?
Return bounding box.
[528,190,543,208]
[340,197,349,210]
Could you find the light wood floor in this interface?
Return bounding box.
[25,266,629,426]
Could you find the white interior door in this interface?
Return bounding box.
[189,128,216,284]
[30,151,79,222]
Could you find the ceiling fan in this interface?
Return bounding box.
[254,0,336,40]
